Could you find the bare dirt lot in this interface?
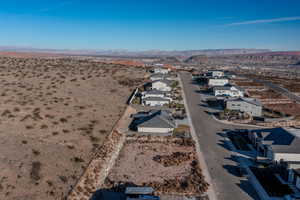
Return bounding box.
[0,56,146,200]
[247,89,286,99]
[103,137,209,196]
[264,103,300,118]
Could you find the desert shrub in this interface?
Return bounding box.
[40,124,48,129]
[89,136,100,142]
[99,129,107,134]
[71,156,84,163]
[46,180,53,186]
[52,131,59,136]
[30,161,42,181]
[32,149,40,156]
[59,176,68,183]
[60,118,68,123]
[26,125,34,129]
[62,129,70,133]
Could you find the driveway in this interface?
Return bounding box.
[179,72,259,200]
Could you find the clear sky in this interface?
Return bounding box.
[0,0,300,51]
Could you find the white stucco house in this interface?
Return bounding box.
[142,97,171,106]
[213,85,244,97]
[151,79,172,92]
[208,78,229,86]
[141,89,170,98]
[226,97,262,117]
[154,68,169,74]
[141,90,172,106]
[207,70,224,78]
[130,110,176,134]
[150,73,172,81]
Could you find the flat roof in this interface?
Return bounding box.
[143,97,170,102]
[125,187,154,195]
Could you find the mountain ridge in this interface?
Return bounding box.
[0,46,270,57]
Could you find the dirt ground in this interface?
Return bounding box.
[0,56,146,200]
[103,137,209,196]
[264,103,300,118]
[247,89,286,99]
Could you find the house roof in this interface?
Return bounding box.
[242,98,262,106]
[213,85,233,91]
[135,110,176,129]
[234,85,246,92]
[144,89,169,95]
[125,187,154,195]
[152,79,172,86]
[251,128,300,154]
[227,97,262,107]
[150,73,170,78]
[150,73,165,78]
[293,168,300,177]
[143,97,170,102]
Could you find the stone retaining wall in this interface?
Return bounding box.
[67,106,135,200]
[257,120,300,128]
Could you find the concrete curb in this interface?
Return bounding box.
[210,114,271,129]
[179,73,218,200]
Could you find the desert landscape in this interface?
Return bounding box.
[0,56,146,200]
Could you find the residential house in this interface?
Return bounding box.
[248,128,300,163]
[246,128,300,199]
[130,110,176,134]
[213,85,244,97]
[142,97,171,106]
[141,90,172,106]
[125,187,159,200]
[141,89,170,99]
[150,73,172,81]
[154,67,169,74]
[208,78,229,86]
[207,70,224,78]
[151,79,172,92]
[226,97,262,117]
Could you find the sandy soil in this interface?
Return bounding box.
[265,103,300,118]
[247,89,286,99]
[104,137,209,196]
[0,56,146,200]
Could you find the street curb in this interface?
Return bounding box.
[179,72,218,200]
[210,114,271,129]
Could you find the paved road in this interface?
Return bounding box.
[180,72,259,200]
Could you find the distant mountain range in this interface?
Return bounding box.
[0,46,271,57]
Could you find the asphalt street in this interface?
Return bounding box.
[180,72,259,200]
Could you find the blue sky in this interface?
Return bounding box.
[0,0,300,51]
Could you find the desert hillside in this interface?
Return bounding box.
[0,57,145,200]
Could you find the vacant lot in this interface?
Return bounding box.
[103,137,209,196]
[265,103,300,118]
[248,89,286,99]
[0,56,145,200]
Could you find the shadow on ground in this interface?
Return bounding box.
[89,189,126,200]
